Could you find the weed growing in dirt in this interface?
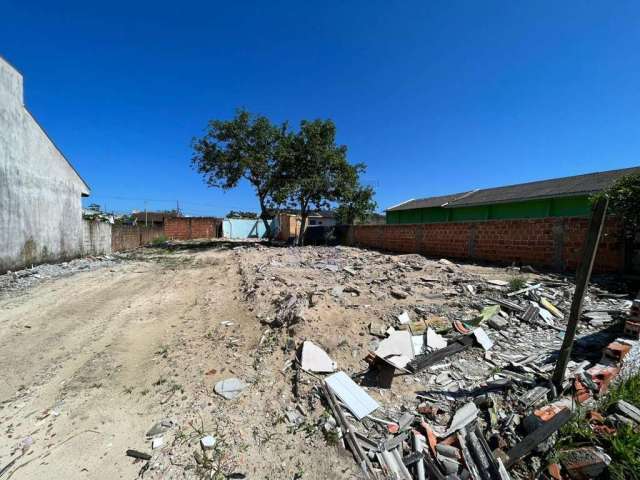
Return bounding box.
[123,386,134,394]
[153,376,167,387]
[173,413,244,479]
[508,276,527,292]
[155,344,169,357]
[140,388,150,396]
[168,381,184,394]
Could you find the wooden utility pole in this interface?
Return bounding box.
[551,196,609,392]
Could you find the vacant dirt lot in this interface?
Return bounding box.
[0,244,357,479]
[1,241,631,480]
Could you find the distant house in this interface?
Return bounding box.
[0,56,92,272]
[387,167,640,224]
[269,210,337,242]
[307,210,337,227]
[131,211,179,227]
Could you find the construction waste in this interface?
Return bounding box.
[238,245,637,480]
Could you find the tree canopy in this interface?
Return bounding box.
[192,111,376,243]
[276,119,369,243]
[191,109,286,236]
[335,184,377,225]
[594,172,640,233]
[226,210,258,219]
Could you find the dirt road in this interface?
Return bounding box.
[0,245,355,479]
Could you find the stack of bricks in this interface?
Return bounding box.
[625,293,640,339]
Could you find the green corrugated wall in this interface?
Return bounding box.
[386,195,591,224]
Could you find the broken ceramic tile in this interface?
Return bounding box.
[300,340,337,373]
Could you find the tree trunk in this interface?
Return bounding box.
[297,200,308,246]
[258,196,271,240]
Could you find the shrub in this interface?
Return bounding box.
[508,276,527,292]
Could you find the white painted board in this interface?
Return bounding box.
[326,371,379,420]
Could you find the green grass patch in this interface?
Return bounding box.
[557,407,596,448]
[608,424,640,480]
[601,374,640,411]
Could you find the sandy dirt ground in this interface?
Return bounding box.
[0,244,357,480]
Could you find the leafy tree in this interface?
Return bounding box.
[87,203,101,212]
[226,210,258,219]
[277,119,369,244]
[594,173,640,234]
[335,184,377,225]
[192,109,286,237]
[593,173,640,272]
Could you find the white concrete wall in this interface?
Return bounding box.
[0,57,90,272]
[82,219,112,255]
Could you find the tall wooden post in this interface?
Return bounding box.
[551,196,609,392]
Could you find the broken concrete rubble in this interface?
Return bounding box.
[560,446,611,480]
[237,246,637,479]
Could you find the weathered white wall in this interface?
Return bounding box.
[81,219,112,255]
[0,57,90,272]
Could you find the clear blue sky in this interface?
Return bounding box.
[3,1,639,216]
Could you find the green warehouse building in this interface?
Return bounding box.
[386,166,640,224]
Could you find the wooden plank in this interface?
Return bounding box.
[551,196,609,391]
[504,408,572,468]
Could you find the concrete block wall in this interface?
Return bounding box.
[164,217,220,240]
[82,220,112,255]
[222,218,272,239]
[349,216,624,273]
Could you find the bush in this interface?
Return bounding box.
[508,276,527,292]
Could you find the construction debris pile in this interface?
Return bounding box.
[0,254,124,296]
[237,246,637,479]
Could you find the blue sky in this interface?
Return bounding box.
[2,1,639,216]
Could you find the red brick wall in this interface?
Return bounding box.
[112,225,165,251]
[349,217,624,273]
[164,217,221,240]
[563,217,623,271]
